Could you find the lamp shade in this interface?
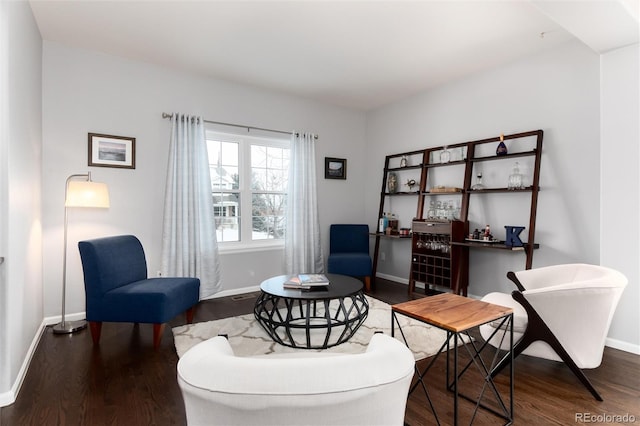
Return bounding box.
[65,181,110,208]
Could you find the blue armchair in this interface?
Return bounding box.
[78,235,200,349]
[327,224,372,291]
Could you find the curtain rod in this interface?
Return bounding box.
[162,112,317,139]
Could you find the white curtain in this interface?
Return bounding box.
[161,113,221,299]
[285,132,324,274]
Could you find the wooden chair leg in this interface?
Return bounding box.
[153,323,165,349]
[89,321,102,345]
[363,276,371,292]
[492,291,603,401]
[186,306,195,324]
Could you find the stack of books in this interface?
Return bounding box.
[283,274,330,290]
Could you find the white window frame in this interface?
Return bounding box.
[206,128,290,253]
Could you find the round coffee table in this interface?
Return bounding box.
[253,274,369,349]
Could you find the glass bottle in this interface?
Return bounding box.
[496,133,508,156]
[439,146,451,163]
[471,171,485,190]
[508,162,523,190]
[427,200,436,219]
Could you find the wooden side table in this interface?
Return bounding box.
[392,293,514,425]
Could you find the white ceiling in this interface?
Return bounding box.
[29,0,639,111]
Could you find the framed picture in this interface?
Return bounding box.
[325,157,347,180]
[88,133,136,169]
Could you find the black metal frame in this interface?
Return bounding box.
[392,310,514,426]
[254,291,369,349]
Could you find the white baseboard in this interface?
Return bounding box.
[204,285,261,300]
[605,337,640,355]
[0,320,47,407]
[375,272,409,284]
[43,311,86,326]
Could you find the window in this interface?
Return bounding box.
[206,130,289,247]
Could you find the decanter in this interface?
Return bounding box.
[508,162,523,190]
[439,146,451,163]
[471,171,485,190]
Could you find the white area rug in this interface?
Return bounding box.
[173,295,450,360]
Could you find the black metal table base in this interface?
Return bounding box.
[392,312,514,426]
[254,290,369,349]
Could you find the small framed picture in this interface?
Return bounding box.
[88,133,136,169]
[325,157,347,180]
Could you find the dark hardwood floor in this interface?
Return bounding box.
[1,279,638,425]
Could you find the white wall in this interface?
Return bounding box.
[367,39,601,288]
[601,44,639,350]
[0,0,43,405]
[366,39,638,352]
[41,42,367,317]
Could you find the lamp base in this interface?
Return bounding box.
[52,320,87,334]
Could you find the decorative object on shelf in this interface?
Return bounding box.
[400,155,408,168]
[325,157,347,180]
[471,171,485,190]
[379,213,389,233]
[504,226,525,247]
[405,179,417,191]
[508,162,524,189]
[429,186,462,193]
[387,172,398,193]
[496,133,508,156]
[88,133,136,169]
[387,214,399,235]
[427,201,436,219]
[484,224,492,241]
[439,145,451,163]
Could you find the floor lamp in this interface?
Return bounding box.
[52,172,110,334]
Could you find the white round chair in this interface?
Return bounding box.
[480,263,627,401]
[177,333,415,426]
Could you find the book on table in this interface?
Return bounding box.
[283,274,330,289]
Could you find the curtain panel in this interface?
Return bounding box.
[285,132,324,275]
[161,113,222,299]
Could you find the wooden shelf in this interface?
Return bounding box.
[386,164,423,172]
[382,191,421,196]
[467,186,536,194]
[423,191,464,196]
[471,149,538,163]
[424,159,467,168]
[369,232,411,239]
[372,130,543,295]
[451,241,540,251]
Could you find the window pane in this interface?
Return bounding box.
[208,140,240,190]
[251,145,267,168]
[213,192,240,242]
[251,168,267,191]
[252,193,286,240]
[221,142,238,167]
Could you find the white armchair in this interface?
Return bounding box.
[177,333,415,426]
[480,263,627,401]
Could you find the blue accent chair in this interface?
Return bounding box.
[327,224,372,291]
[78,235,200,349]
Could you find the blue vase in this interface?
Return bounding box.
[496,141,508,156]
